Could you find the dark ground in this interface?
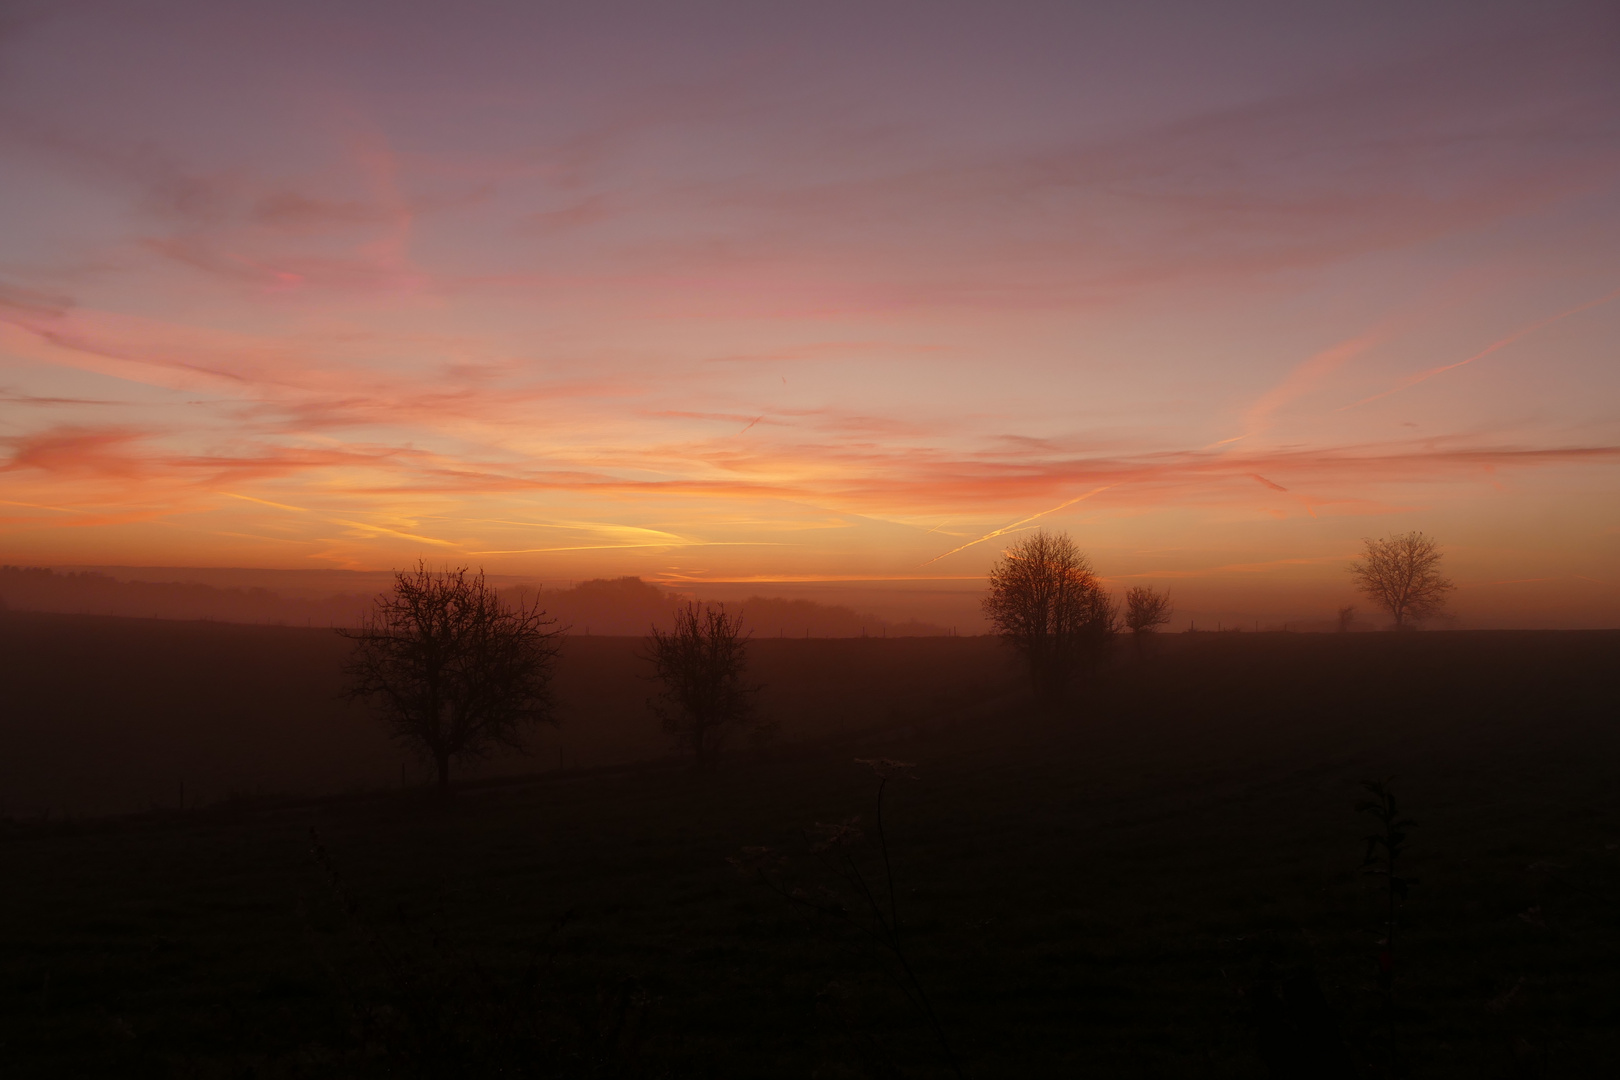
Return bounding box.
[1,621,1617,1077]
[0,614,1014,816]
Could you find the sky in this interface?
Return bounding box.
[2,0,1618,628]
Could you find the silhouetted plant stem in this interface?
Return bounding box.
[1357,779,1416,1078]
[869,773,963,1077]
[875,775,899,933]
[735,759,964,1079]
[304,827,642,1077]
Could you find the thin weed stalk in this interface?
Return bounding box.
[304,827,642,1077]
[736,759,964,1079]
[1357,778,1416,1077]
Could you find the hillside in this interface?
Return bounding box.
[0,567,950,637]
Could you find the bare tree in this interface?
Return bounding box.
[1337,605,1356,633]
[1348,531,1455,630]
[341,563,563,792]
[1124,586,1172,638]
[645,602,765,767]
[982,530,1116,702]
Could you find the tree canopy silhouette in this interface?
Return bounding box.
[1348,531,1454,630]
[983,530,1116,701]
[1124,586,1172,636]
[341,563,563,791]
[645,602,764,767]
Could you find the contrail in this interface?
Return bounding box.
[221,492,460,549]
[0,498,74,512]
[221,491,311,513]
[333,519,458,546]
[1343,285,1620,409]
[920,484,1117,566]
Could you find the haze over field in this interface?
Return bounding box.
[2,1,1618,626]
[0,565,953,636]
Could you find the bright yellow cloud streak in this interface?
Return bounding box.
[331,519,458,547]
[467,541,775,554]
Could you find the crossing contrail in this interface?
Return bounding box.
[920,484,1117,566]
[1343,286,1620,409]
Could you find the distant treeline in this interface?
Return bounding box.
[529,576,947,637]
[0,567,948,638]
[0,566,371,626]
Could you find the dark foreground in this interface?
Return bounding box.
[2,628,1617,1077]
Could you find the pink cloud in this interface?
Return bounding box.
[0,426,149,477]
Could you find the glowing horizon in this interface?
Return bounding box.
[3,2,1618,628]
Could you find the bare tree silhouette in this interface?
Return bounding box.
[982,530,1116,702]
[341,563,563,792]
[1348,532,1454,630]
[645,602,765,768]
[1124,585,1172,652]
[1337,605,1356,633]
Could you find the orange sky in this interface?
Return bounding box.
[2,2,1618,628]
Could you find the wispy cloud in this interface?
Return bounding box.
[2,4,1616,598]
[1344,286,1620,408]
[1238,333,1383,440]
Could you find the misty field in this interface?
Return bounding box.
[2,620,1617,1077]
[0,613,1012,817]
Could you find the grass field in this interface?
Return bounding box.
[2,622,1617,1077]
[0,613,1017,816]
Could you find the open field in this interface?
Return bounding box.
[2,622,1617,1076]
[0,613,1017,817]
